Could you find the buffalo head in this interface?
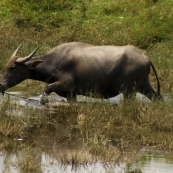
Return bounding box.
[0,45,41,93]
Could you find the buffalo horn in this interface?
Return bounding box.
[16,47,39,63]
[11,44,22,57]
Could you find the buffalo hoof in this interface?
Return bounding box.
[40,93,49,105]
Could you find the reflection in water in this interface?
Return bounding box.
[0,141,124,173]
[0,146,173,173]
[41,153,125,173]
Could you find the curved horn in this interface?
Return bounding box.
[16,47,39,63]
[11,44,22,57]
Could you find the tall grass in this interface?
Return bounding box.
[0,96,173,152]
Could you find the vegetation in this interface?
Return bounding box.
[0,0,173,93]
[0,0,173,172]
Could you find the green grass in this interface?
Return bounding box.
[1,0,173,46]
[1,0,173,93]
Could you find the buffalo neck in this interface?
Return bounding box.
[29,69,43,82]
[27,55,47,82]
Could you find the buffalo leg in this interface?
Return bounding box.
[138,78,159,100]
[40,81,75,104]
[121,83,136,102]
[122,89,136,104]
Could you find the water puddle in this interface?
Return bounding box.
[127,151,173,173]
[1,91,153,108]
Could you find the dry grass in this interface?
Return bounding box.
[0,96,173,150]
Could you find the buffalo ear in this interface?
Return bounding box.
[25,60,43,69]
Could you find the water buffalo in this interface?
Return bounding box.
[0,42,161,104]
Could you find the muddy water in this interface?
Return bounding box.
[0,91,173,172]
